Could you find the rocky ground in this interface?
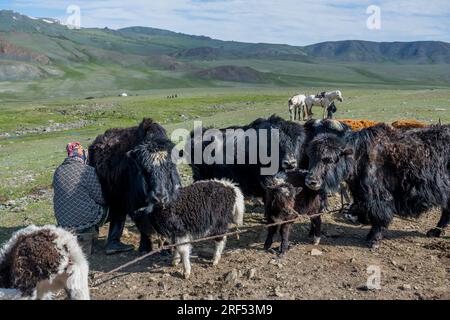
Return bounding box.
[1,167,448,300]
[78,196,449,300]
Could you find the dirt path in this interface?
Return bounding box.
[85,196,449,300]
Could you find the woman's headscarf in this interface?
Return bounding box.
[66,142,87,164]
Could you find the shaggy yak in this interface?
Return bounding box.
[264,170,323,257]
[89,118,182,253]
[130,179,244,279]
[305,123,450,248]
[187,115,305,199]
[0,225,89,300]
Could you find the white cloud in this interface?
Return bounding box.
[10,0,450,45]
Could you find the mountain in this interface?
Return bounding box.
[0,9,449,100]
[304,40,450,64]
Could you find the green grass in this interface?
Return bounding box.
[1,87,450,243]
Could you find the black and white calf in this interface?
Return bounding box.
[131,179,244,279]
[0,225,90,300]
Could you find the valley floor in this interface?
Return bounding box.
[87,195,450,300]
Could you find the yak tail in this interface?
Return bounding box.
[232,185,245,227]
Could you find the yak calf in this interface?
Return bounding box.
[131,179,244,279]
[264,170,323,257]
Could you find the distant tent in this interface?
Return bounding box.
[119,93,128,97]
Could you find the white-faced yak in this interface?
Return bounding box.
[88,118,182,254]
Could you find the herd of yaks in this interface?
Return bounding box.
[0,93,448,300]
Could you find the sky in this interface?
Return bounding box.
[1,0,449,46]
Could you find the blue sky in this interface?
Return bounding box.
[1,0,449,45]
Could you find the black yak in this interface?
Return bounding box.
[187,115,305,198]
[264,170,324,257]
[131,179,244,279]
[89,118,182,254]
[305,123,450,248]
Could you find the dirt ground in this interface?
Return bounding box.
[80,195,449,300]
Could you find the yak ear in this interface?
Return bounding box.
[340,148,353,156]
[295,187,303,195]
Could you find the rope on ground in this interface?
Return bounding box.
[91,211,324,288]
[92,204,420,287]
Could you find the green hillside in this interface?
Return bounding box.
[1,10,450,103]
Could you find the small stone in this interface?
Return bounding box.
[182,294,190,300]
[224,269,238,283]
[357,285,379,291]
[310,249,323,256]
[350,258,356,263]
[158,282,167,290]
[6,200,16,207]
[246,268,257,280]
[274,287,284,297]
[400,284,411,291]
[390,259,397,266]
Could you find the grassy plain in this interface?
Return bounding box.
[1,86,450,242]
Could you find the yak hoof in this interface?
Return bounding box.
[368,240,380,250]
[172,259,181,267]
[426,228,445,238]
[277,252,286,259]
[312,236,321,246]
[184,272,191,280]
[266,248,278,255]
[138,243,152,254]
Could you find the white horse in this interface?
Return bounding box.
[288,94,307,121]
[305,90,343,119]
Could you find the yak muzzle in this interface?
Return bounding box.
[305,175,321,191]
[282,159,297,171]
[152,194,170,210]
